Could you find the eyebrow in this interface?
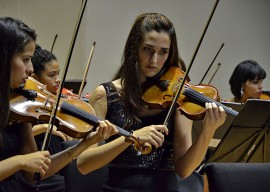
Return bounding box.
[144,44,170,50]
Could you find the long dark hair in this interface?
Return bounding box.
[0,17,36,129]
[229,60,266,100]
[112,13,185,118]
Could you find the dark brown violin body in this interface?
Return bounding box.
[142,66,238,120]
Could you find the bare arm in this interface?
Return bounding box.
[0,118,116,182]
[77,85,169,174]
[77,85,130,173]
[173,103,226,178]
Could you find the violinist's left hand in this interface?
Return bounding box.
[83,120,118,146]
[202,102,226,133]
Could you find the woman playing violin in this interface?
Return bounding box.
[31,44,60,96]
[31,45,71,138]
[77,13,226,191]
[31,45,78,99]
[0,17,117,192]
[228,60,268,103]
[27,45,69,191]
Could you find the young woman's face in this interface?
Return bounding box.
[10,41,35,89]
[138,30,171,81]
[242,78,264,100]
[34,60,60,95]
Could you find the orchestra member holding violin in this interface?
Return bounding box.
[227,60,268,103]
[31,44,70,141]
[0,17,117,192]
[27,45,68,191]
[31,45,78,99]
[77,13,226,191]
[31,45,60,96]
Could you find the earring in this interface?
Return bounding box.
[240,88,244,97]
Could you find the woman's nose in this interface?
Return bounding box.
[55,75,60,83]
[27,63,34,76]
[151,53,158,64]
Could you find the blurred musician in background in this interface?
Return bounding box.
[227,60,268,103]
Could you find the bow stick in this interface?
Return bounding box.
[163,0,220,125]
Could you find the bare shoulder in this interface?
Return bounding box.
[89,85,106,103]
[89,85,108,118]
[112,79,122,91]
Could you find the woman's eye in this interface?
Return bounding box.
[252,80,261,85]
[48,74,56,78]
[143,47,151,52]
[23,58,31,63]
[160,50,168,55]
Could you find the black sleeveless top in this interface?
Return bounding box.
[0,123,24,192]
[102,82,175,171]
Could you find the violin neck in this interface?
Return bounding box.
[183,87,239,117]
[61,101,132,137]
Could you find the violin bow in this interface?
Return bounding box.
[208,62,221,84]
[50,34,58,52]
[34,1,88,189]
[163,0,220,125]
[41,0,87,151]
[77,42,96,99]
[199,43,224,84]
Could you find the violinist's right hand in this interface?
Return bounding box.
[133,125,168,148]
[83,120,118,147]
[20,151,51,177]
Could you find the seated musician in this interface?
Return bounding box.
[0,17,117,192]
[76,13,226,192]
[227,60,267,103]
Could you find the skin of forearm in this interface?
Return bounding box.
[32,124,46,136]
[77,136,131,174]
[20,139,86,182]
[175,127,215,178]
[42,139,86,179]
[0,156,23,181]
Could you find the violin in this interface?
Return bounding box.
[61,87,79,99]
[10,77,151,154]
[260,93,270,100]
[10,77,95,138]
[142,66,238,120]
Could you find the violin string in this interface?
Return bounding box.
[60,101,132,137]
[163,0,220,125]
[183,88,238,116]
[188,88,238,116]
[44,93,50,107]
[61,101,149,155]
[185,88,236,116]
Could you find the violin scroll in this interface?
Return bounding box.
[125,135,152,155]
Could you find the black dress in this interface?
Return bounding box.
[0,124,24,192]
[0,123,65,192]
[22,125,65,192]
[101,82,181,192]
